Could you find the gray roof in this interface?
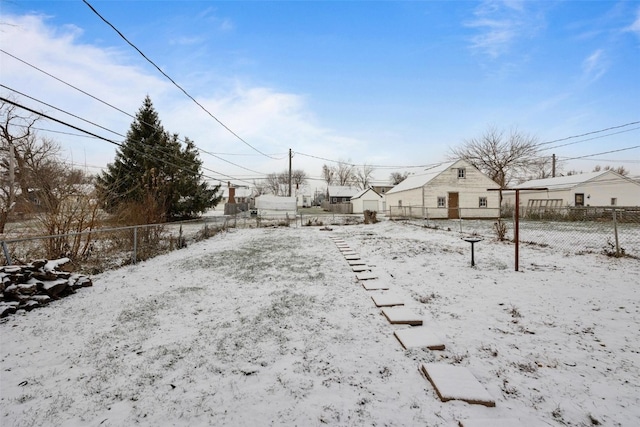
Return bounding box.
[328,186,360,198]
[351,188,382,200]
[513,170,629,191]
[386,161,463,195]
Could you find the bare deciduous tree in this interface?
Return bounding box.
[522,156,565,182]
[291,169,308,189]
[389,171,409,185]
[252,179,268,196]
[335,160,355,186]
[264,173,283,196]
[594,165,629,176]
[353,164,374,190]
[321,164,334,187]
[450,126,540,188]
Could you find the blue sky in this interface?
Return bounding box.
[2,0,639,187]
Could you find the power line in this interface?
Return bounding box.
[0,96,255,185]
[559,145,639,161]
[82,0,279,160]
[1,49,280,172]
[538,127,640,151]
[2,84,126,139]
[536,121,640,147]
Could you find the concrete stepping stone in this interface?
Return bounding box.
[344,254,361,261]
[381,307,423,325]
[356,272,378,281]
[420,363,495,407]
[352,265,370,273]
[362,281,390,291]
[459,419,524,427]
[394,327,445,350]
[371,293,404,307]
[347,260,366,266]
[339,247,354,252]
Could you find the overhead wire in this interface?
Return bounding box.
[0,96,256,185]
[82,0,281,161]
[0,50,276,177]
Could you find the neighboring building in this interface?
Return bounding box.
[254,195,297,215]
[385,159,501,219]
[295,186,313,208]
[221,185,252,205]
[506,170,640,209]
[327,186,360,204]
[350,187,383,214]
[371,185,394,196]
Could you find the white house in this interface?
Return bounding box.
[254,195,297,216]
[385,159,501,219]
[507,170,640,209]
[350,188,383,214]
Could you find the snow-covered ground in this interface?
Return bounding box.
[1,220,638,426]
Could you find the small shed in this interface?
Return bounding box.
[351,188,383,214]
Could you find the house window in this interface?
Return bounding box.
[479,197,487,208]
[437,197,446,208]
[457,168,466,179]
[575,193,584,207]
[398,200,402,207]
[611,198,617,206]
[331,197,337,204]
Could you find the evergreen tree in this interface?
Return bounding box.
[96,96,220,221]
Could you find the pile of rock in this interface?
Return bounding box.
[0,258,92,318]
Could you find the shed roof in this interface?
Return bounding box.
[351,187,382,200]
[328,186,360,198]
[513,170,630,191]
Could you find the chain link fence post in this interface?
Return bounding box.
[613,208,620,257]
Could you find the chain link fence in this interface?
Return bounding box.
[394,206,640,259]
[1,212,366,273]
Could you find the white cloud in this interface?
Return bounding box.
[625,7,640,35]
[0,13,367,183]
[465,0,544,59]
[582,49,608,83]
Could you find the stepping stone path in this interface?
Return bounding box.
[361,281,390,291]
[330,233,503,421]
[459,419,524,427]
[371,293,404,307]
[355,272,378,281]
[420,363,496,407]
[381,307,423,325]
[394,327,445,350]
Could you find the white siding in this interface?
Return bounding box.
[423,161,500,218]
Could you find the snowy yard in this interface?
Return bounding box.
[1,220,639,426]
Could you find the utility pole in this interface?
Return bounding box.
[288,148,292,197]
[552,154,556,177]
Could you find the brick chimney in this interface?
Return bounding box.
[228,181,236,204]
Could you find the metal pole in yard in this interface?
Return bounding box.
[133,226,138,265]
[613,208,620,257]
[2,241,12,265]
[514,190,520,271]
